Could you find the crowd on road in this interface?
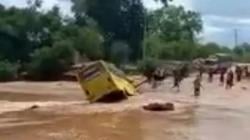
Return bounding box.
[190,65,249,97]
[148,64,250,97]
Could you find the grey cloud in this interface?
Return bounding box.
[192,0,250,18]
[203,15,250,29]
[186,0,250,46]
[203,28,250,47]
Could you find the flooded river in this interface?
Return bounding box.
[0,77,250,140]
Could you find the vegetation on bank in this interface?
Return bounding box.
[0,61,19,82]
[0,0,249,81]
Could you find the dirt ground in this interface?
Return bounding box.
[0,75,250,140]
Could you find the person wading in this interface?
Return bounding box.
[193,75,202,97]
[235,66,242,82]
[172,69,181,92]
[152,68,166,88]
[244,66,250,78]
[219,67,227,85]
[208,68,214,83]
[226,70,234,89]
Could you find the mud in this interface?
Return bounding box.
[0,76,250,140]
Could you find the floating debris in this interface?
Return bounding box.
[241,87,247,90]
[143,102,175,112]
[28,105,39,110]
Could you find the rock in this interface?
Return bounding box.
[143,102,175,111]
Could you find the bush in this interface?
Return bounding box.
[74,27,104,60]
[137,58,158,77]
[0,61,18,82]
[143,35,166,59]
[236,52,250,63]
[28,41,74,81]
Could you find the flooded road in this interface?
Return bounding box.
[0,77,250,140]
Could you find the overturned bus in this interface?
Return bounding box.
[76,61,138,103]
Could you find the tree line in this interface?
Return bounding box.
[0,0,249,81]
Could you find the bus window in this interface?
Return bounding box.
[79,63,103,81]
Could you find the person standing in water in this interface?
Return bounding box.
[172,69,181,91]
[208,68,214,83]
[226,70,234,89]
[235,66,242,82]
[244,66,250,78]
[219,67,227,85]
[193,75,202,97]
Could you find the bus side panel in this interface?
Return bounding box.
[79,73,118,101]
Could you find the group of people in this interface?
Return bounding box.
[145,64,250,97]
[193,65,250,97]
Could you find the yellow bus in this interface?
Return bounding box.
[76,61,137,102]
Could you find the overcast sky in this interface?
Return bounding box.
[1,0,249,47]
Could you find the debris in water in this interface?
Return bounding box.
[28,105,39,110]
[143,102,175,111]
[241,87,247,90]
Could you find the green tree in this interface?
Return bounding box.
[194,42,233,58]
[154,0,172,6]
[147,6,202,42]
[143,35,167,58]
[164,41,197,60]
[74,27,104,60]
[0,3,63,62]
[110,41,131,67]
[28,40,74,80]
[0,61,19,82]
[71,0,145,60]
[232,42,250,62]
[237,42,250,54]
[233,47,244,56]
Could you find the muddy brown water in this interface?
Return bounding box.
[1,77,250,140]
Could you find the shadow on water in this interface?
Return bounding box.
[97,91,128,103]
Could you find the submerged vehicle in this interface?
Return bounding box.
[76,61,138,102]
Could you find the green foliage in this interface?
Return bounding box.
[143,34,235,61]
[234,47,244,56]
[0,61,18,82]
[28,41,74,80]
[74,27,104,60]
[142,4,204,61]
[240,52,250,62]
[232,43,250,62]
[147,6,202,42]
[110,41,130,67]
[53,25,104,60]
[0,3,63,62]
[1,0,242,81]
[154,0,172,6]
[160,41,198,60]
[144,35,166,58]
[71,0,145,60]
[137,58,158,74]
[195,42,224,58]
[144,36,199,60]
